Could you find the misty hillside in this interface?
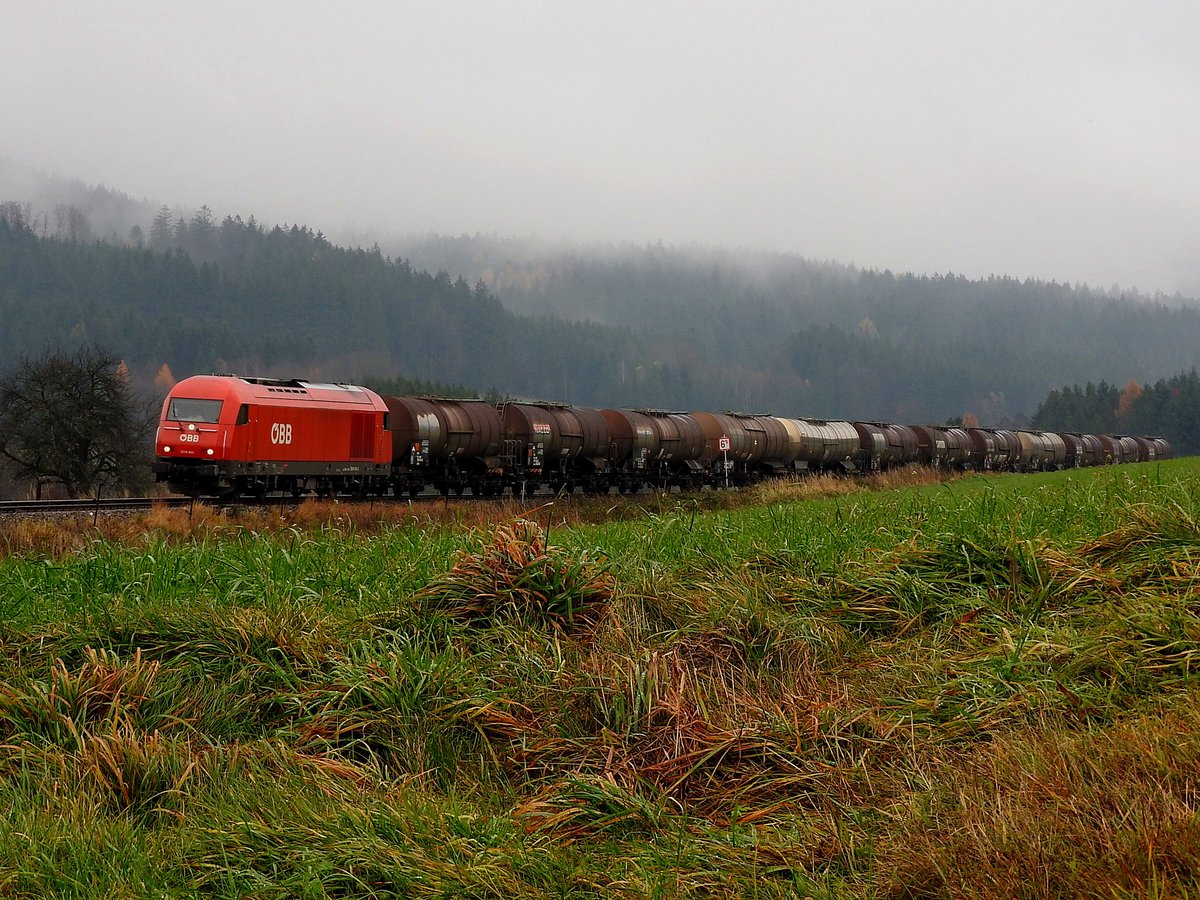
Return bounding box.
[0,213,678,409]
[384,234,1200,422]
[3,162,1200,425]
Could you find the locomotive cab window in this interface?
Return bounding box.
[167,398,223,423]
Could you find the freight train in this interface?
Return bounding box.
[152,374,1172,499]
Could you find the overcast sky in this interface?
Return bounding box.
[4,1,1198,294]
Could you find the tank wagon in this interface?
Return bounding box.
[384,396,503,497]
[154,374,1173,499]
[777,418,860,472]
[910,425,973,469]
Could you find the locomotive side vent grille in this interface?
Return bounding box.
[350,413,375,459]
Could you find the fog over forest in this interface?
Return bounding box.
[4,2,1199,296]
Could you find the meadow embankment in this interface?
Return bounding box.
[0,461,1196,897]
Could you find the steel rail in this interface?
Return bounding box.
[0,497,195,515]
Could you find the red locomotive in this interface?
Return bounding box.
[153,375,392,498]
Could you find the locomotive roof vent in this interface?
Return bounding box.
[233,375,310,388]
[297,381,366,394]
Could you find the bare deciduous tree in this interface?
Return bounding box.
[0,348,154,498]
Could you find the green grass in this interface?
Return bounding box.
[0,460,1197,896]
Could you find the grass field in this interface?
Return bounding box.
[0,461,1197,897]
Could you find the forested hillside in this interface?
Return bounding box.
[0,211,690,408]
[3,166,1200,426]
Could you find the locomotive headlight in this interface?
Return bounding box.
[163,446,171,453]
[206,449,214,455]
[188,423,197,431]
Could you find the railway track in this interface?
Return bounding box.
[0,489,526,519]
[0,497,197,516]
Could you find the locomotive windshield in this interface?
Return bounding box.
[168,398,223,423]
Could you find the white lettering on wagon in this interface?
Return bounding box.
[270,423,293,445]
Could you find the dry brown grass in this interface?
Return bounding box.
[0,466,960,559]
[0,518,94,557]
[880,697,1200,898]
[745,466,956,507]
[504,612,890,831]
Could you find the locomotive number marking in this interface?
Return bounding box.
[270,423,294,445]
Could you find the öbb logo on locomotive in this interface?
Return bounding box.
[152,373,1173,500]
[270,422,293,445]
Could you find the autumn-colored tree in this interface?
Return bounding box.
[1115,379,1142,421]
[154,363,176,397]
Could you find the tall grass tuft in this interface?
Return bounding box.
[290,635,520,780]
[419,518,614,628]
[0,647,161,750]
[78,727,209,820]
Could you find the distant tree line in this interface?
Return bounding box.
[1031,369,1200,455]
[361,374,482,400]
